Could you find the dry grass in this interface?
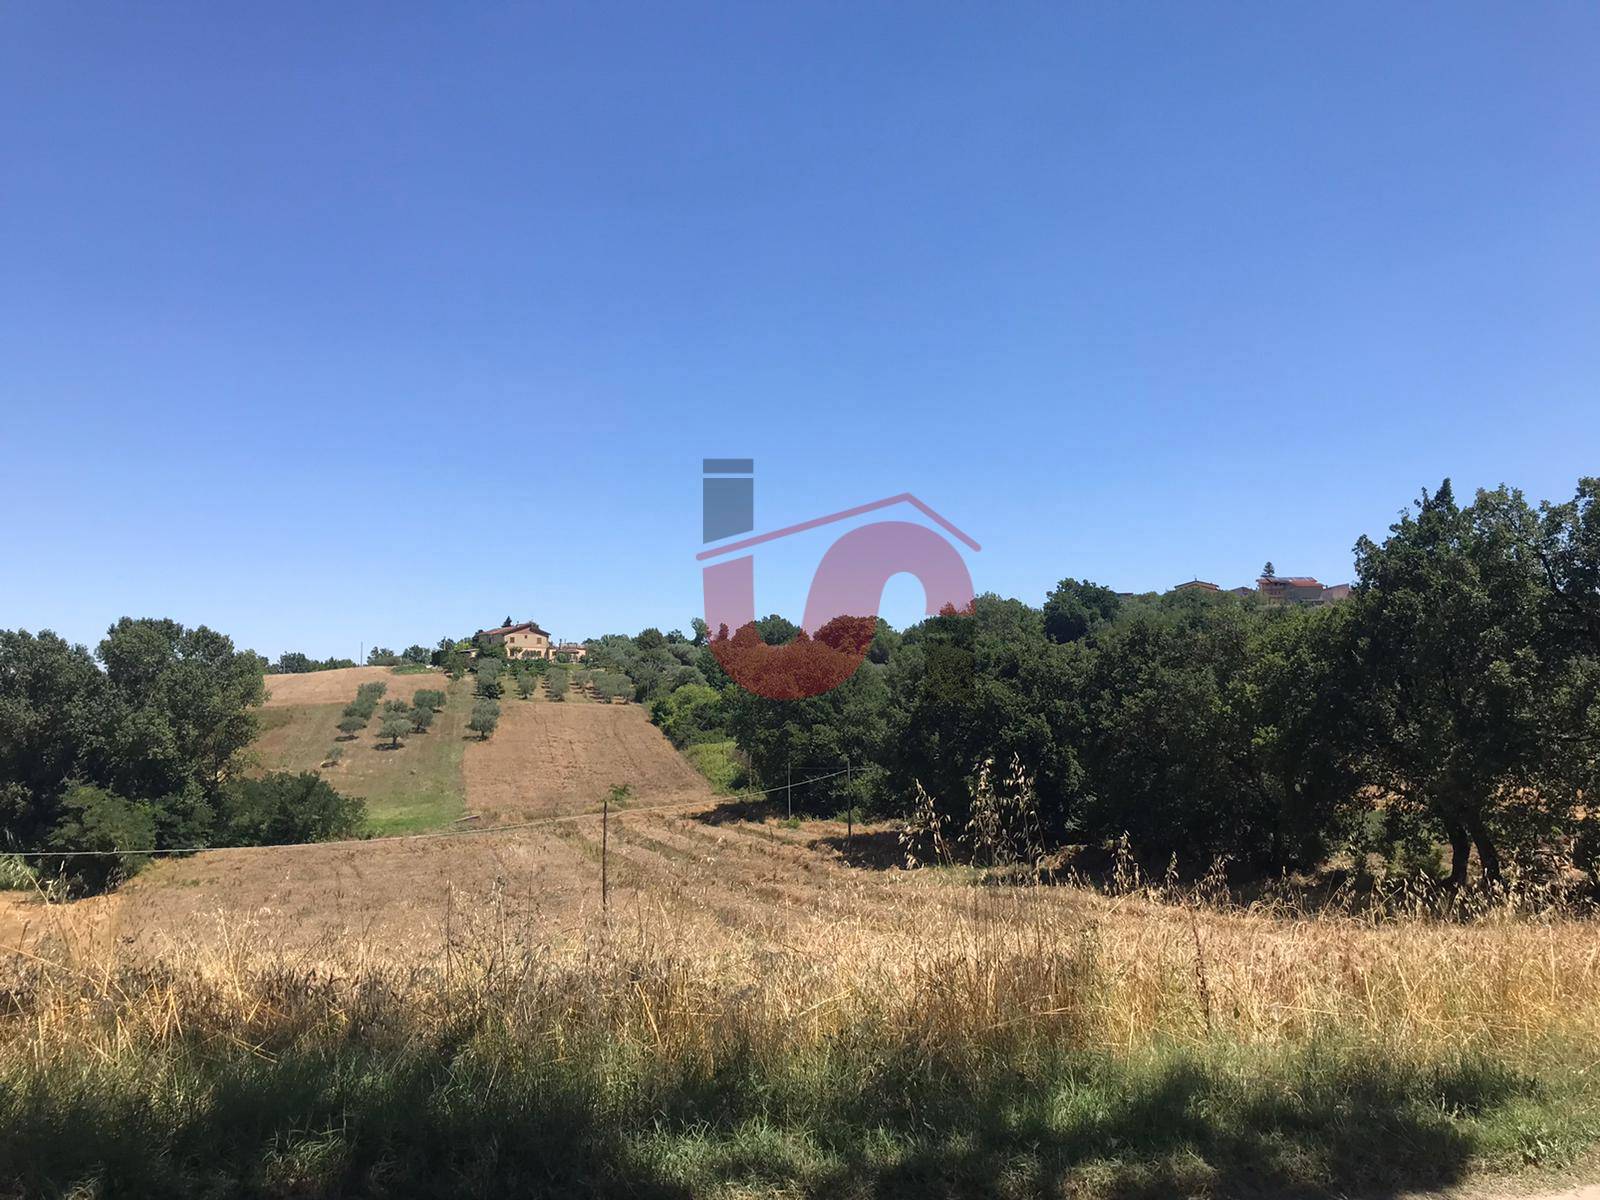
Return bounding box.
[6,810,1600,1196]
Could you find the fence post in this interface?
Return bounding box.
[601,793,609,917]
[846,757,852,849]
[787,759,792,820]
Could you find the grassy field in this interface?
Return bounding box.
[252,671,472,835]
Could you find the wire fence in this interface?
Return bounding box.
[1,768,853,860]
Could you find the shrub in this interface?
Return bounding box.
[41,784,155,895]
[337,715,367,739]
[477,666,502,699]
[0,854,38,891]
[378,716,410,748]
[383,698,409,714]
[409,706,434,733]
[546,670,569,701]
[516,674,535,699]
[322,746,344,768]
[357,682,387,702]
[413,689,445,712]
[219,772,365,844]
[469,699,500,740]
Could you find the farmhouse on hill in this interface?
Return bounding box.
[479,621,553,660]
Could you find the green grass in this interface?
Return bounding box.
[3,1022,1595,1198]
[682,739,748,794]
[250,678,472,836]
[387,663,436,675]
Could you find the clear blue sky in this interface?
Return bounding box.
[4,3,1598,661]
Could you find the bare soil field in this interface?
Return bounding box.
[461,697,714,822]
[262,665,438,707]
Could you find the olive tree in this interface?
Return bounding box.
[469,699,500,740]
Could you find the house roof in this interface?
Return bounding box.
[1259,576,1323,588]
[1173,580,1219,591]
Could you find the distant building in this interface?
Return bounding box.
[555,642,588,661]
[1256,575,1352,607]
[1173,579,1220,593]
[480,621,553,660]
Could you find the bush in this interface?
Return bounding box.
[0,854,38,891]
[382,699,409,714]
[357,682,387,701]
[322,746,344,768]
[546,670,569,701]
[378,716,410,748]
[409,706,434,733]
[337,715,367,739]
[219,772,365,845]
[469,699,500,740]
[412,689,445,712]
[516,674,535,699]
[42,785,156,895]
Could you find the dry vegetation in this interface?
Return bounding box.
[6,800,1600,1196]
[6,688,1600,1196]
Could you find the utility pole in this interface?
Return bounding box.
[601,791,609,917]
[787,758,792,820]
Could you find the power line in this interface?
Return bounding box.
[1,768,851,860]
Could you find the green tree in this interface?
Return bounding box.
[43,784,156,895]
[516,674,535,699]
[1042,578,1122,644]
[412,689,445,712]
[1350,481,1567,885]
[218,772,365,845]
[337,715,367,740]
[469,699,500,740]
[219,771,366,844]
[409,706,435,733]
[378,715,410,748]
[546,669,569,701]
[402,644,431,665]
[476,663,503,699]
[650,683,726,746]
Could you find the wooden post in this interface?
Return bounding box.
[846,757,853,849]
[787,759,792,820]
[601,793,609,916]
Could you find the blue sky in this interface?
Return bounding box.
[4,3,1598,660]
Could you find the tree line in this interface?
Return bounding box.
[1,619,366,892]
[594,477,1600,889]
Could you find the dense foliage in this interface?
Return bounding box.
[1,619,365,891]
[602,477,1600,886]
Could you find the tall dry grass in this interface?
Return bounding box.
[4,877,1600,1196]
